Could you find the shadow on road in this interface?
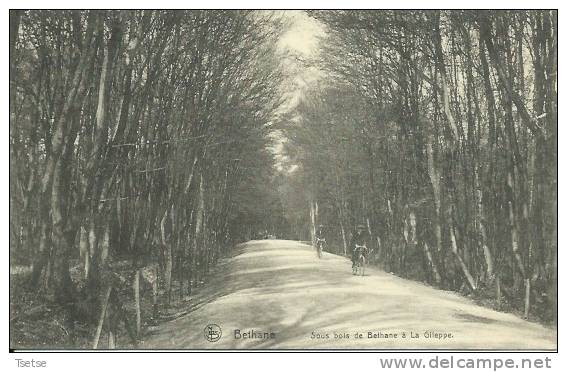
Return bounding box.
[140,240,557,350]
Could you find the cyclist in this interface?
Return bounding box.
[315,224,326,257]
[350,224,369,269]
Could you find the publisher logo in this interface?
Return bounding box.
[204,324,222,342]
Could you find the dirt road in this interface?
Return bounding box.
[140,240,556,350]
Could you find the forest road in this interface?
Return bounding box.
[140,240,556,350]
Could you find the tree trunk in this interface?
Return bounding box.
[423,242,442,285]
[133,269,141,337]
[309,198,317,246]
[93,285,112,349]
[449,218,477,291]
[425,123,443,257]
[80,226,90,279]
[160,211,172,306]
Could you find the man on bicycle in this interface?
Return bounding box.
[315,225,326,248]
[350,224,369,268]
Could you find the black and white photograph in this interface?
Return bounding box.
[8,6,558,356]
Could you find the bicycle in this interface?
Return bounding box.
[315,237,326,259]
[352,244,370,276]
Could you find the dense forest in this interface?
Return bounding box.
[280,10,557,323]
[9,9,557,349]
[9,10,287,348]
